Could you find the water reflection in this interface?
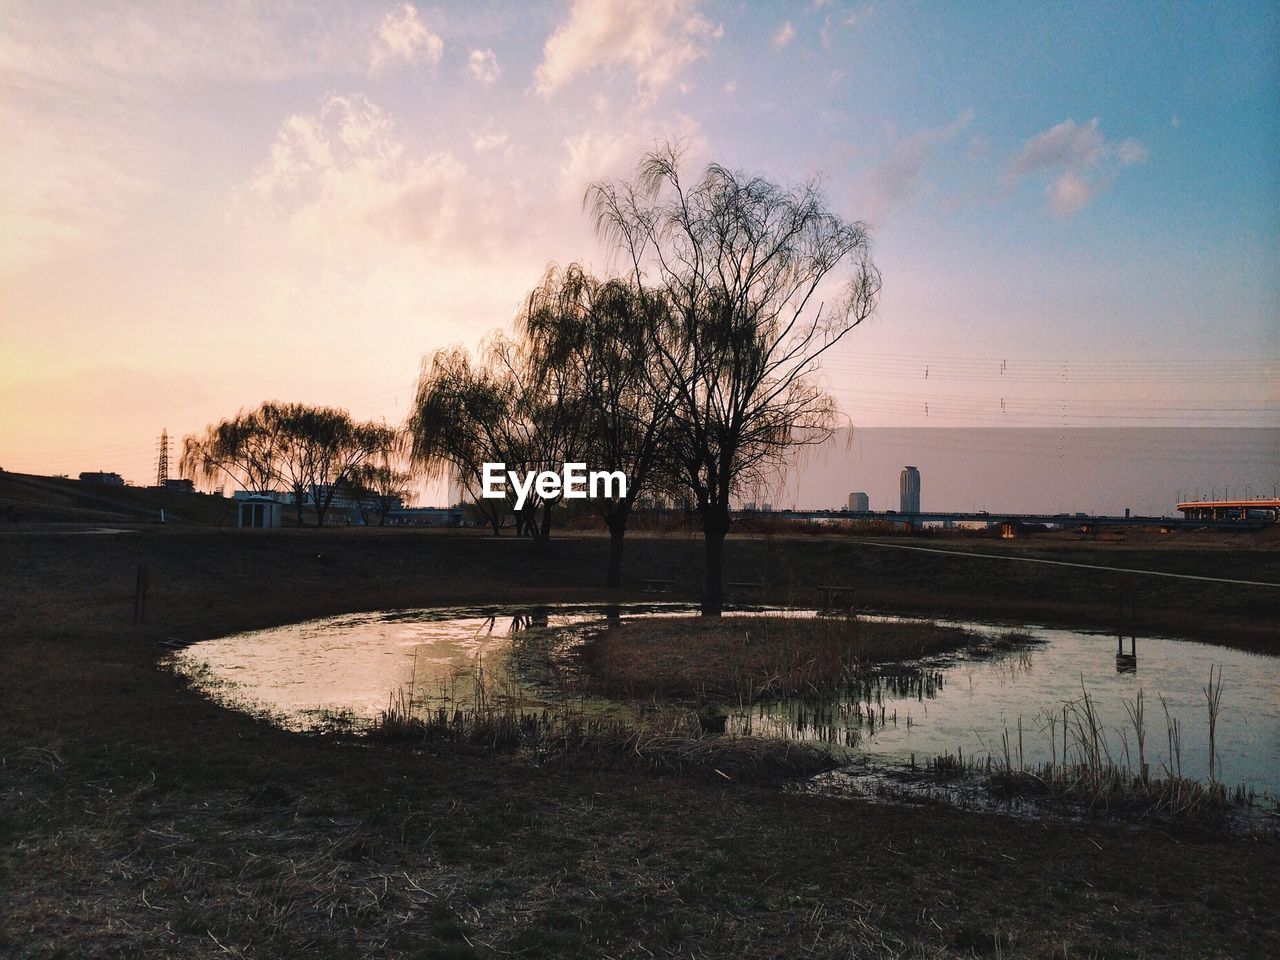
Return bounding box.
[1116,633,1138,674]
[169,603,1280,792]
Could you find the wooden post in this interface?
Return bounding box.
[134,563,149,624]
[1116,574,1137,626]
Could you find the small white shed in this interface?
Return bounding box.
[236,495,283,529]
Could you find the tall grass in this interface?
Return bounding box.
[364,654,838,783]
[926,667,1257,825]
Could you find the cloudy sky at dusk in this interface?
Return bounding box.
[1,0,1276,486]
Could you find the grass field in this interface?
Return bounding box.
[2,526,1278,957]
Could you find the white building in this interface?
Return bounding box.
[848,491,869,512]
[235,493,283,528]
[900,466,921,514]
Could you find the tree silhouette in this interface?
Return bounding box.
[519,263,677,584]
[588,144,880,614]
[183,403,397,527]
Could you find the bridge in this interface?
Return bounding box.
[736,506,1278,531]
[1176,499,1280,522]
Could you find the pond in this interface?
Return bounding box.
[168,603,1280,795]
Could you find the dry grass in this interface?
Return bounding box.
[926,679,1268,827]
[367,700,839,783]
[3,528,1279,957]
[575,614,1004,701]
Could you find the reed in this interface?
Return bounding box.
[364,656,838,783]
[927,673,1260,826]
[1204,664,1224,785]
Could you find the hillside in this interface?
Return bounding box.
[0,471,236,525]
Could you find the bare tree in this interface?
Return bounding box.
[409,330,591,541]
[519,263,677,585]
[408,345,518,536]
[183,402,395,527]
[348,432,413,526]
[180,406,282,494]
[303,413,397,527]
[588,144,880,614]
[265,402,319,526]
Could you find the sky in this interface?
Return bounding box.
[1,0,1277,490]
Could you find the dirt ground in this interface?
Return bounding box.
[2,526,1278,958]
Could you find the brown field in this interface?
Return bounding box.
[2,525,1278,958]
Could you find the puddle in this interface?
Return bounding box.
[168,603,1280,796]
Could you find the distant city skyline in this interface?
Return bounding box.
[1,2,1276,479]
[788,428,1279,518]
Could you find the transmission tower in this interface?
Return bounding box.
[155,429,170,487]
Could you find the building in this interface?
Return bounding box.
[899,466,921,514]
[1177,498,1280,523]
[384,506,467,527]
[848,491,869,512]
[162,478,195,493]
[235,493,283,528]
[79,471,124,486]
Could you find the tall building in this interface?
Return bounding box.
[848,491,869,512]
[900,466,921,514]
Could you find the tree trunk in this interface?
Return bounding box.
[701,507,730,616]
[538,500,553,543]
[605,504,632,588]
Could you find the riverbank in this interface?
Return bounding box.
[3,528,1278,957]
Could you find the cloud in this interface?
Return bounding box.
[558,111,706,201]
[471,132,510,153]
[0,1,378,274]
[249,93,476,255]
[1010,118,1105,179]
[370,3,443,75]
[0,2,370,88]
[534,0,720,103]
[1118,138,1149,166]
[1047,171,1100,217]
[1007,118,1148,216]
[467,48,500,85]
[560,130,630,200]
[237,92,565,365]
[859,109,974,223]
[773,22,796,49]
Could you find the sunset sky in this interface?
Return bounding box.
[1,1,1277,487]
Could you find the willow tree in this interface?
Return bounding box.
[519,264,677,585]
[180,406,281,494]
[407,345,519,535]
[486,330,589,541]
[409,331,590,540]
[349,433,412,526]
[588,145,881,615]
[294,410,396,527]
[183,402,397,526]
